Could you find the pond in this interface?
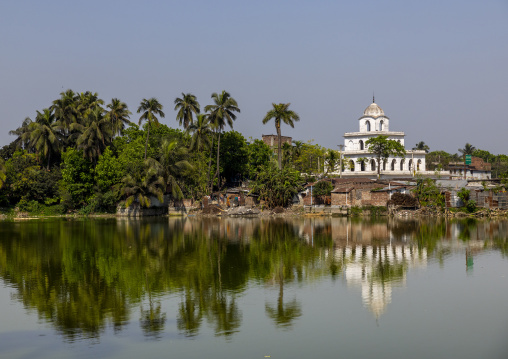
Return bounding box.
[0,217,507,359]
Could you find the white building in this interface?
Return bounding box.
[341,99,428,177]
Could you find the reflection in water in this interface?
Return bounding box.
[0,217,507,342]
[338,245,427,317]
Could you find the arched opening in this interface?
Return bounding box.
[379,120,384,131]
[383,159,387,171]
[349,160,355,172]
[391,159,396,171]
[400,159,405,171]
[408,159,413,172]
[359,140,364,150]
[360,160,365,172]
[417,159,422,171]
[366,121,371,132]
[370,159,376,171]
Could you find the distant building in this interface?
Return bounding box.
[447,156,491,179]
[340,99,430,177]
[262,134,292,149]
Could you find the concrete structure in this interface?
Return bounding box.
[261,134,292,149]
[339,99,431,178]
[447,156,492,180]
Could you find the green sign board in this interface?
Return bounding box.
[465,155,472,165]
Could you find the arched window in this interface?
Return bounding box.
[379,120,384,131]
[370,159,376,171]
[359,140,364,150]
[348,140,353,150]
[383,159,387,171]
[349,160,355,172]
[366,121,371,132]
[391,159,396,171]
[408,159,413,172]
[360,160,365,171]
[400,159,405,171]
[417,159,422,171]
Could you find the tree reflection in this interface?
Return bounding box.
[1,217,507,340]
[140,272,166,338]
[265,261,302,329]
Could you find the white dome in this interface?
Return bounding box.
[363,102,385,118]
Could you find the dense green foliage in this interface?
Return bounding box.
[2,89,507,214]
[252,162,304,208]
[313,180,334,197]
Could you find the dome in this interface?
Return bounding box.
[363,102,385,118]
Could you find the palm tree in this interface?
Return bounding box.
[137,98,165,160]
[204,91,240,189]
[74,106,113,163]
[188,113,213,152]
[9,117,33,150]
[262,103,300,170]
[413,141,430,153]
[28,108,61,169]
[51,89,78,136]
[458,143,476,156]
[174,93,200,129]
[157,139,193,200]
[76,91,104,121]
[106,98,132,136]
[120,160,165,208]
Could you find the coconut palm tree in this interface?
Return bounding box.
[76,91,104,121]
[28,108,61,169]
[120,160,165,208]
[458,143,476,156]
[138,98,165,160]
[413,141,430,153]
[262,103,300,170]
[174,93,200,129]
[204,91,240,189]
[51,89,78,136]
[9,117,33,150]
[187,114,212,152]
[74,106,113,163]
[157,139,193,200]
[106,98,132,136]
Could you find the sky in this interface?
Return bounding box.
[1,0,507,155]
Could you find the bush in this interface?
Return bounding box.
[465,200,477,213]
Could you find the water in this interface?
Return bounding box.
[0,217,507,359]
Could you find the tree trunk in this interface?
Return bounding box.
[277,121,282,170]
[144,122,150,160]
[215,131,221,189]
[208,134,215,194]
[377,156,381,178]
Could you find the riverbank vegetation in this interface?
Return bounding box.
[0,90,328,214]
[1,90,507,216]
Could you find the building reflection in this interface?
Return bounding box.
[339,244,426,317]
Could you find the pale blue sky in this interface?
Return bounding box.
[1,0,507,154]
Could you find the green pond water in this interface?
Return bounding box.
[0,217,507,359]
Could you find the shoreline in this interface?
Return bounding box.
[2,205,507,220]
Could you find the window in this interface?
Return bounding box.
[366,121,371,132]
